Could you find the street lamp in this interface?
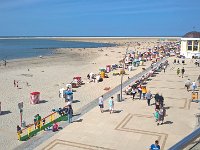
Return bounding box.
[120,45,129,101]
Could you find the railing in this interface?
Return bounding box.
[168,127,200,150]
[17,111,67,141]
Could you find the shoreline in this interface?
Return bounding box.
[0,36,181,40]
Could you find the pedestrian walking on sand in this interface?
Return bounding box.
[185,79,191,92]
[145,91,153,106]
[14,80,16,87]
[149,140,160,150]
[4,59,7,66]
[181,67,185,78]
[177,68,180,76]
[98,95,104,113]
[108,96,114,114]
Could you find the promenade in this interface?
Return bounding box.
[23,57,200,150]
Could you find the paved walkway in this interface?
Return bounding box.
[22,58,200,150]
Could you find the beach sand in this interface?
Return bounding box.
[0,38,175,149]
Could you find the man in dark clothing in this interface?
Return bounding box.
[154,93,160,105]
[17,125,22,134]
[65,105,73,123]
[181,67,185,78]
[158,95,164,107]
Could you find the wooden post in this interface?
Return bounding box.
[28,127,31,137]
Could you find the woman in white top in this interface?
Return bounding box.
[191,81,197,92]
[98,95,104,113]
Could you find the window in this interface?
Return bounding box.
[193,40,198,51]
[187,40,192,50]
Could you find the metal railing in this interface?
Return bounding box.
[17,111,66,141]
[169,122,200,150]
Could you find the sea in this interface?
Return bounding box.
[0,37,115,60]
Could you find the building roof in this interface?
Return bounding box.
[183,31,200,38]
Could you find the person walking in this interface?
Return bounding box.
[98,95,104,113]
[14,80,16,87]
[185,79,192,92]
[177,68,180,76]
[157,106,166,125]
[131,87,137,100]
[66,105,73,123]
[142,85,147,99]
[108,96,114,114]
[181,67,185,78]
[163,65,166,73]
[173,59,176,64]
[197,75,200,87]
[191,81,197,92]
[158,94,164,107]
[153,109,159,122]
[137,84,142,100]
[145,91,153,106]
[154,92,160,104]
[149,140,160,150]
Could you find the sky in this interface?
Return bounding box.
[0,0,200,36]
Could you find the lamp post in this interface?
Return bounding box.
[120,45,129,101]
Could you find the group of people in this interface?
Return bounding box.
[185,78,198,92]
[176,67,185,78]
[125,84,145,100]
[153,93,166,126]
[173,59,185,65]
[52,103,73,124]
[98,95,114,114]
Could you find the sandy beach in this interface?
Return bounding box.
[0,38,179,149]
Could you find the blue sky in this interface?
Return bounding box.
[0,0,200,36]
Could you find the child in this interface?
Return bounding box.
[52,122,59,132]
[153,109,159,122]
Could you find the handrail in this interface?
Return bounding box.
[17,110,65,141]
[168,127,200,150]
[20,111,57,133]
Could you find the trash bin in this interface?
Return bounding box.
[117,94,120,102]
[30,92,40,104]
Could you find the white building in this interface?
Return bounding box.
[181,31,200,58]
